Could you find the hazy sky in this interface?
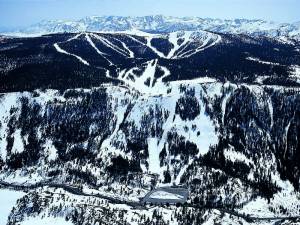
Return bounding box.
[0,0,300,28]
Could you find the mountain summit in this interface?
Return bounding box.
[2,15,300,39]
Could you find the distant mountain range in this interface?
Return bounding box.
[1,15,300,38]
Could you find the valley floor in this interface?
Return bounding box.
[1,181,300,225]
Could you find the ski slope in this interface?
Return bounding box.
[54,43,90,66]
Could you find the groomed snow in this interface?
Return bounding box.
[53,43,90,66]
[221,92,231,124]
[246,57,280,66]
[167,31,192,59]
[146,36,166,58]
[149,191,184,200]
[85,33,113,65]
[177,32,221,58]
[92,34,129,57]
[169,77,216,85]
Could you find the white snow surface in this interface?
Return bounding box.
[221,90,231,124]
[177,31,221,58]
[224,147,253,165]
[11,129,24,154]
[44,139,58,161]
[146,36,166,58]
[0,189,25,225]
[92,34,129,57]
[21,217,73,225]
[4,16,300,39]
[147,138,160,174]
[53,43,90,65]
[167,31,191,59]
[85,33,113,65]
[149,191,184,200]
[1,81,300,223]
[246,57,281,66]
[0,93,20,160]
[289,65,300,83]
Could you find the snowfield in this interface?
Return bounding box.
[147,137,161,174]
[0,189,25,225]
[20,217,74,225]
[3,15,300,39]
[149,191,184,200]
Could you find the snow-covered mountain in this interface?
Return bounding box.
[1,26,300,224]
[2,15,300,39]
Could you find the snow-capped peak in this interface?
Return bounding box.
[1,15,300,39]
